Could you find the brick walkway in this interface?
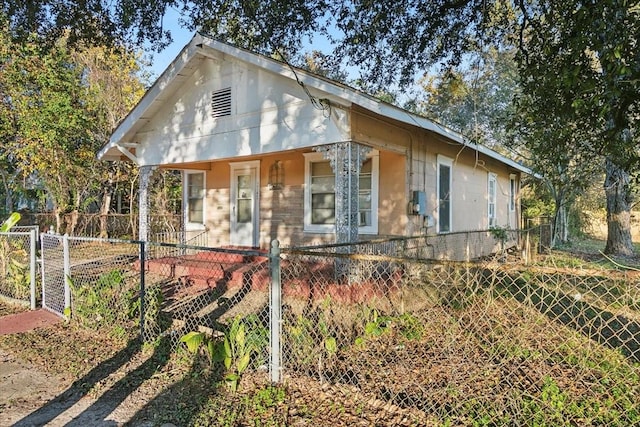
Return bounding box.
[0,309,62,335]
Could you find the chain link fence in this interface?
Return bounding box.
[39,234,142,340]
[278,232,640,425]
[31,225,640,425]
[38,235,274,375]
[140,242,271,363]
[294,228,546,262]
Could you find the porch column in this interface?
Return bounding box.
[315,141,371,245]
[138,166,154,242]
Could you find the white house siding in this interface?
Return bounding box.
[133,56,351,167]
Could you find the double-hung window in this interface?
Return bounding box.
[184,171,205,228]
[304,151,379,234]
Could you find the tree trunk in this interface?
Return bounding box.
[54,206,63,234]
[604,158,634,255]
[1,172,13,214]
[553,203,569,245]
[99,186,113,238]
[67,209,79,236]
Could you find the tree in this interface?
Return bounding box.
[514,1,639,254]
[412,46,520,151]
[70,44,148,236]
[0,23,148,235]
[0,32,92,233]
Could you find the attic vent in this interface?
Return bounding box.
[211,87,232,118]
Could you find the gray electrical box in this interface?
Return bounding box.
[412,191,426,215]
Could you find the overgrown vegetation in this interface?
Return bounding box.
[181,314,269,391]
[0,212,30,299]
[2,239,639,425]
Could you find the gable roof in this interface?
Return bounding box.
[98,33,533,175]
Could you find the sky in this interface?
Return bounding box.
[144,8,194,78]
[143,7,336,79]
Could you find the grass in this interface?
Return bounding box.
[552,237,640,270]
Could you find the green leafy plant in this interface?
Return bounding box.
[489,225,509,242]
[68,269,138,338]
[181,315,268,392]
[283,311,338,378]
[0,212,20,232]
[6,255,30,299]
[355,308,393,346]
[354,309,424,346]
[127,284,165,338]
[217,316,254,391]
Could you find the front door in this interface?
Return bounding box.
[230,161,260,247]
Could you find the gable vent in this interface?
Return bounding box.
[211,87,232,118]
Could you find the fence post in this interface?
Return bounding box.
[139,241,146,341]
[269,239,282,383]
[63,234,71,316]
[465,232,470,262]
[29,229,36,310]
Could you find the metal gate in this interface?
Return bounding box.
[40,234,69,317]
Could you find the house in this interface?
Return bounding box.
[98,33,532,251]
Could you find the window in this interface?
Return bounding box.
[509,174,517,212]
[488,172,497,228]
[185,171,205,227]
[310,160,335,225]
[304,151,379,234]
[437,155,452,233]
[358,159,374,227]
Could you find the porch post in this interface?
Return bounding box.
[315,142,371,282]
[138,166,154,242]
[315,141,371,245]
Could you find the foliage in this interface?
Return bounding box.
[0,22,148,235]
[192,384,287,427]
[0,212,20,232]
[0,212,30,299]
[282,304,339,377]
[2,1,515,87]
[68,269,139,338]
[354,307,424,346]
[181,314,268,392]
[512,1,639,254]
[489,225,508,242]
[412,46,520,151]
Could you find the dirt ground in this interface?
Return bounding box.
[0,344,167,427]
[1,347,146,426]
[0,303,180,427]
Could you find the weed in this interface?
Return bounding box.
[283,312,338,378]
[0,218,30,299]
[354,308,423,346]
[181,315,268,391]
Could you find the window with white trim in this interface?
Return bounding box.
[303,151,379,234]
[185,171,205,227]
[488,172,497,227]
[437,155,452,233]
